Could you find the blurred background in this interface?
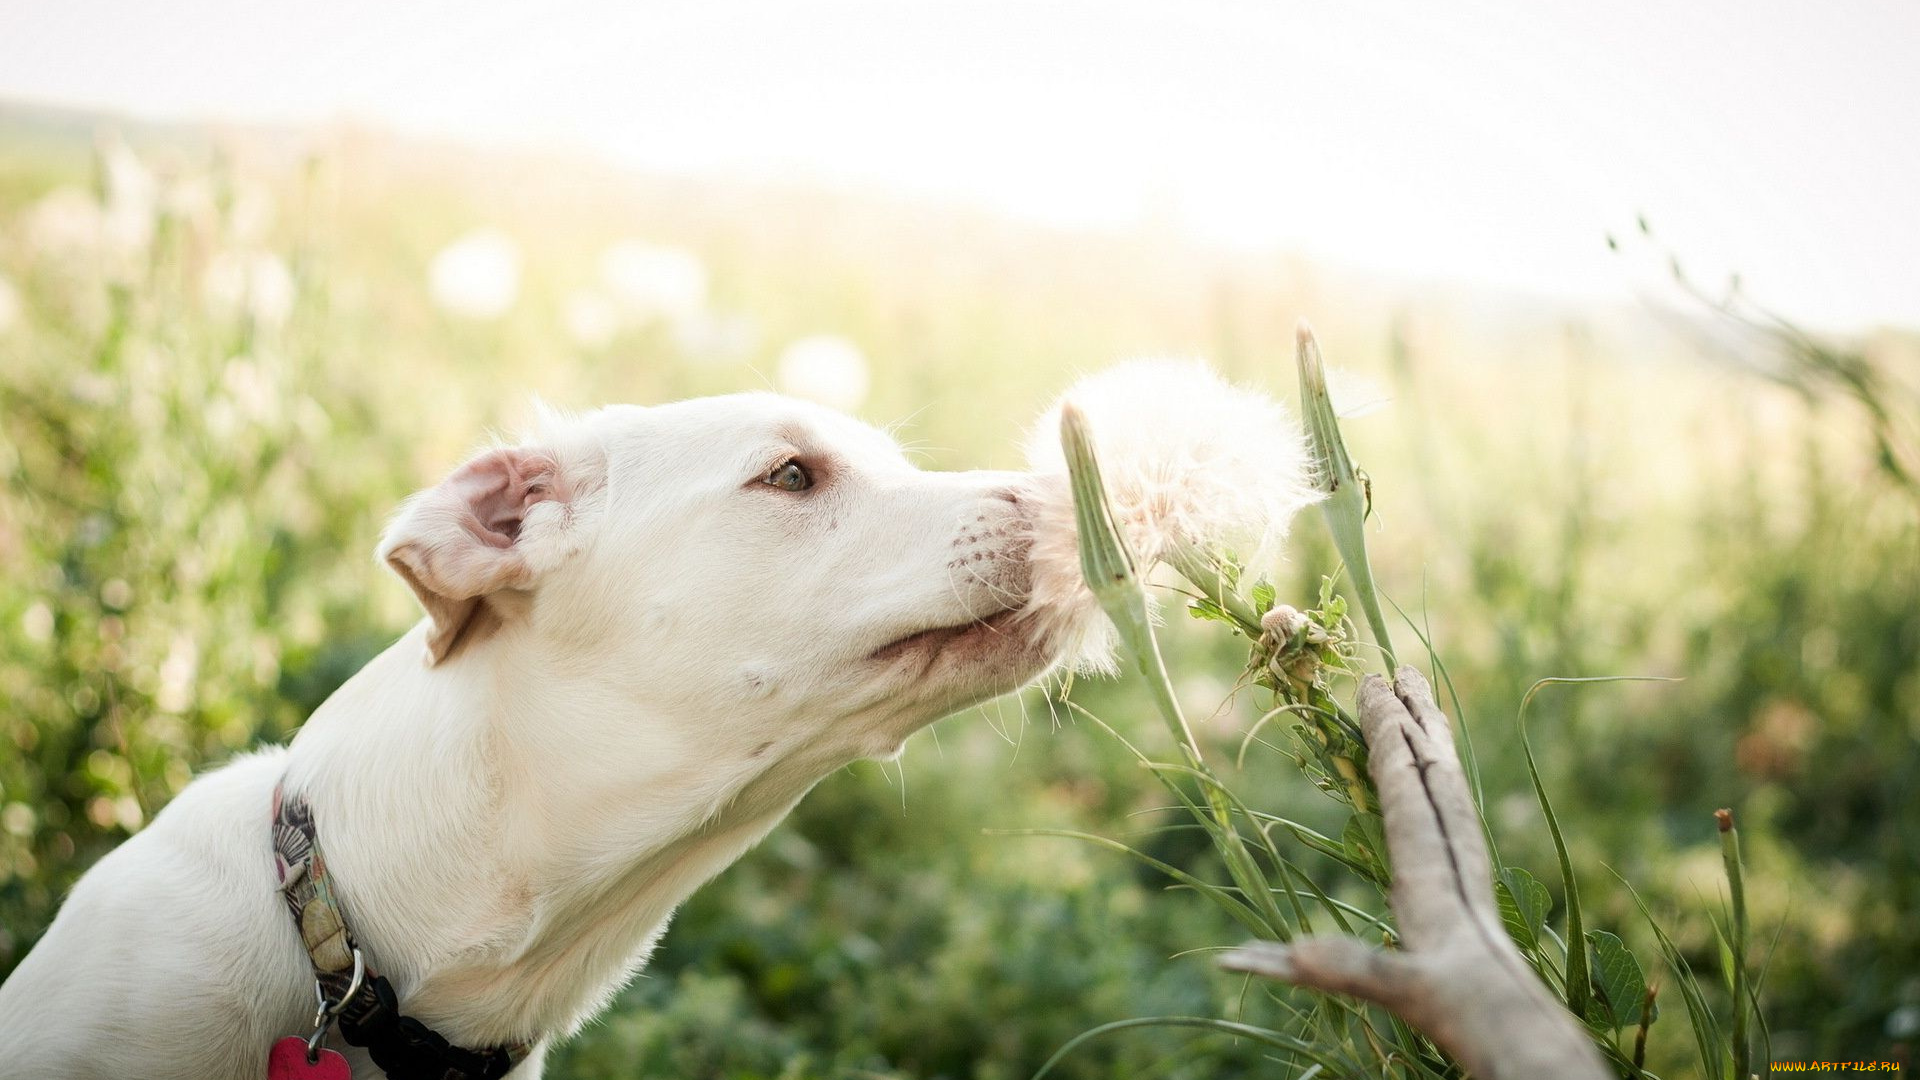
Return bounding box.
[0,2,1916,1077]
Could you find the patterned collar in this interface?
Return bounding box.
[272,783,534,1079]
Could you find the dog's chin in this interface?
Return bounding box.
[865,607,1058,709]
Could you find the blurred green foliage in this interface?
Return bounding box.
[1,109,1916,1077]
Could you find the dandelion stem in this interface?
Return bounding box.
[1060,402,1201,761]
[1295,321,1396,670]
[1061,404,1293,940]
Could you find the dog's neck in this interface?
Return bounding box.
[282,622,841,1047]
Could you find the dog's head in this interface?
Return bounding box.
[378,393,1077,764]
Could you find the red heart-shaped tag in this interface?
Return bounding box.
[267,1036,352,1079]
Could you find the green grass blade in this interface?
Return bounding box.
[1717,809,1751,1080]
[1032,1016,1351,1079]
[1518,684,1591,1022]
[1519,675,1682,1023]
[1616,871,1725,1080]
[993,827,1272,937]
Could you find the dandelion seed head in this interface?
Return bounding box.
[1026,359,1319,565]
[777,335,870,412]
[429,228,522,320]
[224,181,277,247]
[97,137,158,259]
[562,290,620,349]
[1261,604,1308,640]
[156,632,200,714]
[161,176,219,237]
[221,357,281,425]
[26,187,109,258]
[600,242,707,323]
[1016,360,1320,671]
[202,251,295,328]
[22,144,160,279]
[674,312,759,365]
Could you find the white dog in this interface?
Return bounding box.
[0,393,1087,1079]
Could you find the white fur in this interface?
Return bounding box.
[0,393,1084,1079]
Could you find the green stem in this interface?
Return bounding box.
[1059,404,1291,939]
[1060,402,1202,760]
[1718,808,1750,1080]
[1296,322,1396,670]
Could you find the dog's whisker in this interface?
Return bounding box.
[942,568,1026,641]
[977,702,1015,747]
[1042,685,1065,732]
[1003,696,1027,766]
[951,560,1028,619]
[882,402,934,440]
[742,362,778,393]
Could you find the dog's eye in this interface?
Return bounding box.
[764,460,812,492]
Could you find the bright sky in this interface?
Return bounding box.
[4,0,1916,330]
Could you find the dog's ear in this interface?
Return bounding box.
[378,445,585,665]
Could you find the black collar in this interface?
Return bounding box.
[272,783,534,1079]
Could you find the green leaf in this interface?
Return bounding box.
[1496,866,1552,953]
[1251,578,1277,613]
[1187,597,1233,625]
[1340,813,1390,886]
[1518,701,1588,1020]
[1586,929,1655,1030]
